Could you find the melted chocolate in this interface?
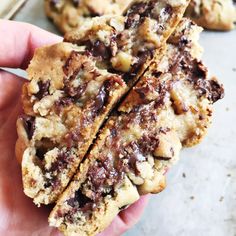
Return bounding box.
[35,81,50,100]
[36,147,47,161]
[124,1,157,29]
[65,130,83,148]
[72,0,80,7]
[169,50,224,103]
[67,189,93,208]
[86,40,112,60]
[123,50,154,83]
[85,156,125,203]
[65,82,87,99]
[49,150,74,173]
[54,97,73,113]
[21,116,35,140]
[93,79,113,114]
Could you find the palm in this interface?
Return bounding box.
[0,71,58,235]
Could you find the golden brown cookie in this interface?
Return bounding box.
[16,0,190,205]
[48,18,224,236]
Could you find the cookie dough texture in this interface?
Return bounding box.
[49,18,224,236]
[186,0,236,30]
[16,0,190,205]
[45,0,133,33]
[16,43,126,205]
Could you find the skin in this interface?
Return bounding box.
[0,20,149,236]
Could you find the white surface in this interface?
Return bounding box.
[13,1,236,235]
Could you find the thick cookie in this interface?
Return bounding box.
[16,0,190,205]
[44,0,132,33]
[186,0,236,30]
[48,18,224,236]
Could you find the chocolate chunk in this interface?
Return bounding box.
[110,128,117,137]
[86,40,112,60]
[72,0,80,7]
[180,36,189,46]
[121,134,159,174]
[154,156,172,161]
[152,71,162,78]
[50,0,61,7]
[36,147,47,161]
[55,97,73,113]
[64,82,87,99]
[49,0,62,11]
[159,127,171,134]
[21,115,35,140]
[208,80,224,103]
[164,5,173,15]
[49,150,74,173]
[35,81,50,100]
[86,156,124,202]
[191,60,207,79]
[125,2,146,28]
[138,134,159,155]
[67,189,92,208]
[136,50,154,70]
[93,79,112,114]
[65,130,83,148]
[125,12,141,29]
[124,1,157,29]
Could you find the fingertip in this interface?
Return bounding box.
[0,20,62,69]
[119,194,150,227]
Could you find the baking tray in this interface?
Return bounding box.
[11,1,236,235]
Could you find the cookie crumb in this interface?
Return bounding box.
[190,196,195,200]
[219,196,224,202]
[232,68,236,72]
[227,173,231,177]
[182,173,186,178]
[225,107,229,111]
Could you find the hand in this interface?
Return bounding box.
[0,20,149,236]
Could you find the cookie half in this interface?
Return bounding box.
[16,0,190,205]
[48,18,224,236]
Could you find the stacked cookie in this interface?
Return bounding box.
[45,0,236,32]
[16,0,224,235]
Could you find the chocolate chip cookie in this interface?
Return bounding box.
[16,0,190,205]
[48,18,224,236]
[186,0,236,30]
[45,0,133,33]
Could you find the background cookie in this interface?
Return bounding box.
[44,0,132,33]
[185,0,236,30]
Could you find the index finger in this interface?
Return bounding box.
[0,20,62,69]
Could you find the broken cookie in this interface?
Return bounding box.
[16,0,190,205]
[48,18,224,236]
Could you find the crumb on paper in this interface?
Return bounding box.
[190,196,195,200]
[182,173,186,178]
[227,173,231,177]
[233,68,236,72]
[225,107,229,111]
[219,196,224,202]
